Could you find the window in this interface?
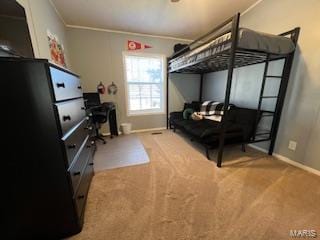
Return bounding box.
[123,52,166,116]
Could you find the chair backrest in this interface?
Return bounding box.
[92,104,112,124]
[83,92,101,108]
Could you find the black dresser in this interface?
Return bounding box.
[1,57,95,239]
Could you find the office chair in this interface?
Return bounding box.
[91,104,110,144]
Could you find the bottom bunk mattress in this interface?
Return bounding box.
[170,107,258,145]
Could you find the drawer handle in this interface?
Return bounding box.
[89,163,94,166]
[77,86,82,89]
[56,82,65,88]
[63,115,71,121]
[73,171,81,176]
[68,144,76,149]
[77,195,85,200]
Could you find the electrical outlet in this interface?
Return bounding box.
[288,141,297,151]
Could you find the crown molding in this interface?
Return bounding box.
[241,0,264,16]
[66,24,193,42]
[48,0,66,25]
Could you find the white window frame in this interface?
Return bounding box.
[122,51,167,116]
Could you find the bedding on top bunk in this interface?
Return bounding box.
[169,28,295,71]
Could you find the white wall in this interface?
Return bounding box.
[17,0,71,68]
[169,73,200,113]
[19,0,320,171]
[203,59,284,109]
[16,0,199,132]
[241,0,320,171]
[67,27,199,132]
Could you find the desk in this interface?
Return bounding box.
[105,102,119,138]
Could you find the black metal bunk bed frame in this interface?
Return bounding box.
[166,13,300,167]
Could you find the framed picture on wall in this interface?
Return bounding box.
[47,29,66,68]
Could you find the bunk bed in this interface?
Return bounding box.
[166,13,300,167]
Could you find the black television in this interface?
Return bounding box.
[0,0,34,58]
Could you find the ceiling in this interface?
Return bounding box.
[51,0,259,40]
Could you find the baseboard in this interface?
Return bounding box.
[131,127,167,133]
[102,132,111,137]
[248,144,320,176]
[102,127,166,136]
[248,144,268,153]
[273,153,320,176]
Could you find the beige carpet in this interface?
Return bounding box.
[70,130,320,240]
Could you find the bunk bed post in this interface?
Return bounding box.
[166,58,170,129]
[217,13,240,168]
[268,28,300,155]
[199,74,204,102]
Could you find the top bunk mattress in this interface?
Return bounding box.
[238,28,295,54]
[169,28,295,72]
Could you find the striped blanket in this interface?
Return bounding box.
[199,101,234,122]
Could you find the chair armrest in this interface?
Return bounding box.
[92,112,107,117]
[89,105,103,111]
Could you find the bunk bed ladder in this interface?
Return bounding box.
[253,53,275,142]
[253,54,286,142]
[252,27,300,152]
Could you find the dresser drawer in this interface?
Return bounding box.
[74,154,94,219]
[89,137,96,158]
[63,119,91,166]
[50,67,83,101]
[55,98,86,136]
[69,136,92,193]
